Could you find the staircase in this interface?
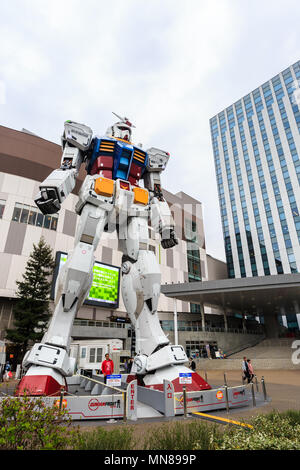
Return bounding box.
[197,338,300,370]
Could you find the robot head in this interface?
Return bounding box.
[106,112,135,142]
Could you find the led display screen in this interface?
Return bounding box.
[51,251,120,309]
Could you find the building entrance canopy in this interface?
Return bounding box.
[161,274,300,316]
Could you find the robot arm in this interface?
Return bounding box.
[35,121,93,215]
[143,147,178,249]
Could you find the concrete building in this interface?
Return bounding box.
[0,124,258,357]
[209,60,300,332]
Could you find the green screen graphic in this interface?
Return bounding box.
[59,254,120,307]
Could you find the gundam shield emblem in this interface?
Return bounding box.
[17,115,211,397]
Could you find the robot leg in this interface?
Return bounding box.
[122,250,187,376]
[120,216,210,392]
[120,214,187,375]
[17,204,108,396]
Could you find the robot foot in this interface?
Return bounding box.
[16,366,67,396]
[127,364,211,393]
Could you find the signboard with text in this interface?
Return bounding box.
[179,372,192,384]
[51,251,120,309]
[106,374,122,387]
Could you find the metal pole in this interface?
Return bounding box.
[261,376,267,401]
[173,298,178,345]
[205,371,208,383]
[224,386,229,414]
[183,385,187,419]
[123,391,127,423]
[59,387,65,411]
[255,375,259,393]
[251,382,256,407]
[224,372,228,387]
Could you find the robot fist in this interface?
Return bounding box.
[34,188,61,215]
[161,228,178,249]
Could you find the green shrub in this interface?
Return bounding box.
[272,409,300,427]
[75,426,136,450]
[0,394,79,450]
[143,421,221,450]
[216,411,300,450]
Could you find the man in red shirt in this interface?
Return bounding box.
[101,353,114,384]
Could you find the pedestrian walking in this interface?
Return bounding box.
[101,353,114,384]
[247,359,254,383]
[242,356,250,383]
[205,344,211,359]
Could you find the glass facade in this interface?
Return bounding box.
[12,202,58,231]
[185,217,202,313]
[210,60,300,280]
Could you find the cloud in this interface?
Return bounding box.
[0,0,300,262]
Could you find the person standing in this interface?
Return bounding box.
[242,356,250,383]
[101,353,114,384]
[189,357,196,372]
[205,344,211,360]
[127,357,134,373]
[247,359,254,383]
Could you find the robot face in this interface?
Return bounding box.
[114,123,132,141]
[106,121,132,141]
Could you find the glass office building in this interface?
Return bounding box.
[210,61,300,330]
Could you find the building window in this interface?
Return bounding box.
[187,249,201,282]
[12,203,58,231]
[190,303,201,313]
[184,218,198,243]
[88,347,103,363]
[0,199,6,219]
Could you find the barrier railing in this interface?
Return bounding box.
[77,374,128,422]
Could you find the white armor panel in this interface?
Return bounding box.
[20,116,184,397]
[63,120,93,151]
[146,147,170,172]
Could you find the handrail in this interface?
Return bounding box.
[73,318,263,335]
[78,374,124,394]
[78,374,127,422]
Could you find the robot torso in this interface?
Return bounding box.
[86,136,148,187]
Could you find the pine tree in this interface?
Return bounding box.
[6,237,55,362]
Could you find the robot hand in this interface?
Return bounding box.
[160,227,178,249]
[34,188,61,215]
[34,168,77,215]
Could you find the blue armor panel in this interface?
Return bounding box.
[87,137,148,182]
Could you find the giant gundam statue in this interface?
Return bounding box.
[18,114,210,396]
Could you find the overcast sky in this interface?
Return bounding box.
[1,0,300,261]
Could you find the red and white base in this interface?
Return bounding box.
[16,366,67,396]
[127,364,211,392]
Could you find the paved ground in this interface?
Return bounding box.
[200,369,300,419]
[67,368,300,436]
[2,369,299,430]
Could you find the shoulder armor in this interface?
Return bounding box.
[62,120,93,152]
[146,147,170,172]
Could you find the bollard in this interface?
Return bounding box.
[251,382,256,407]
[224,385,229,414]
[59,387,65,411]
[123,391,127,423]
[261,376,267,401]
[183,385,187,419]
[224,372,228,387]
[255,375,259,393]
